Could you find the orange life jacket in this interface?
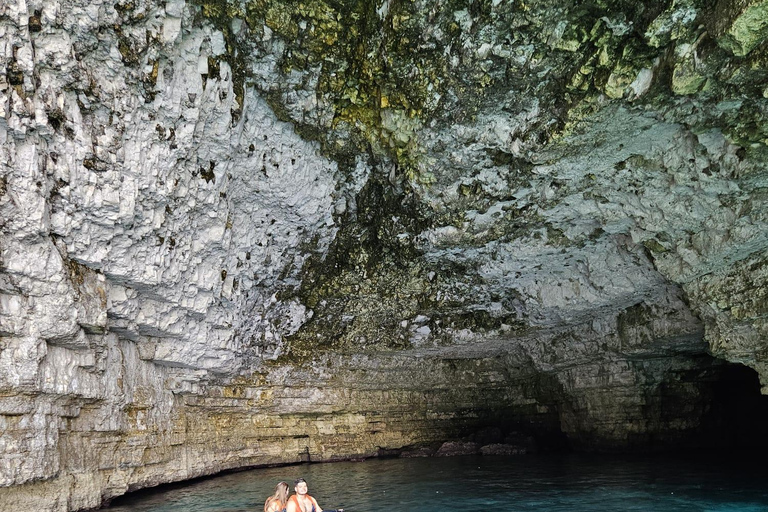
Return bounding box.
[289,494,317,512]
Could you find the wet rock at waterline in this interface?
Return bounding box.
[2,0,768,510]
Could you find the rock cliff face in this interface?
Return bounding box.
[1,0,767,510]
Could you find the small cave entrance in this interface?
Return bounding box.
[700,362,768,452]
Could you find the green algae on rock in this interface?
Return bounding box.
[714,0,768,57]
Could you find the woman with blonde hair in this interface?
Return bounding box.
[264,481,290,512]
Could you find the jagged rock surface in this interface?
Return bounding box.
[1,0,767,510]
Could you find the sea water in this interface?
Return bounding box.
[104,452,768,512]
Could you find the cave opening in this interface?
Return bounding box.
[700,361,768,452]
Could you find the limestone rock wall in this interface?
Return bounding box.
[0,0,340,507]
[1,0,767,510]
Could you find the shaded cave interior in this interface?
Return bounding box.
[699,361,768,450]
[433,357,768,455]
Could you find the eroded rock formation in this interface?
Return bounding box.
[1,0,767,509]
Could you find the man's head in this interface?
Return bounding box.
[294,478,308,495]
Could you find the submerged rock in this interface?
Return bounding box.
[480,443,528,456]
[436,441,481,457]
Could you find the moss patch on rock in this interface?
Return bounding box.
[715,0,768,57]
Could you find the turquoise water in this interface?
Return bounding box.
[104,453,768,511]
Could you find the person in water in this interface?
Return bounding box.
[285,478,343,512]
[264,481,290,512]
